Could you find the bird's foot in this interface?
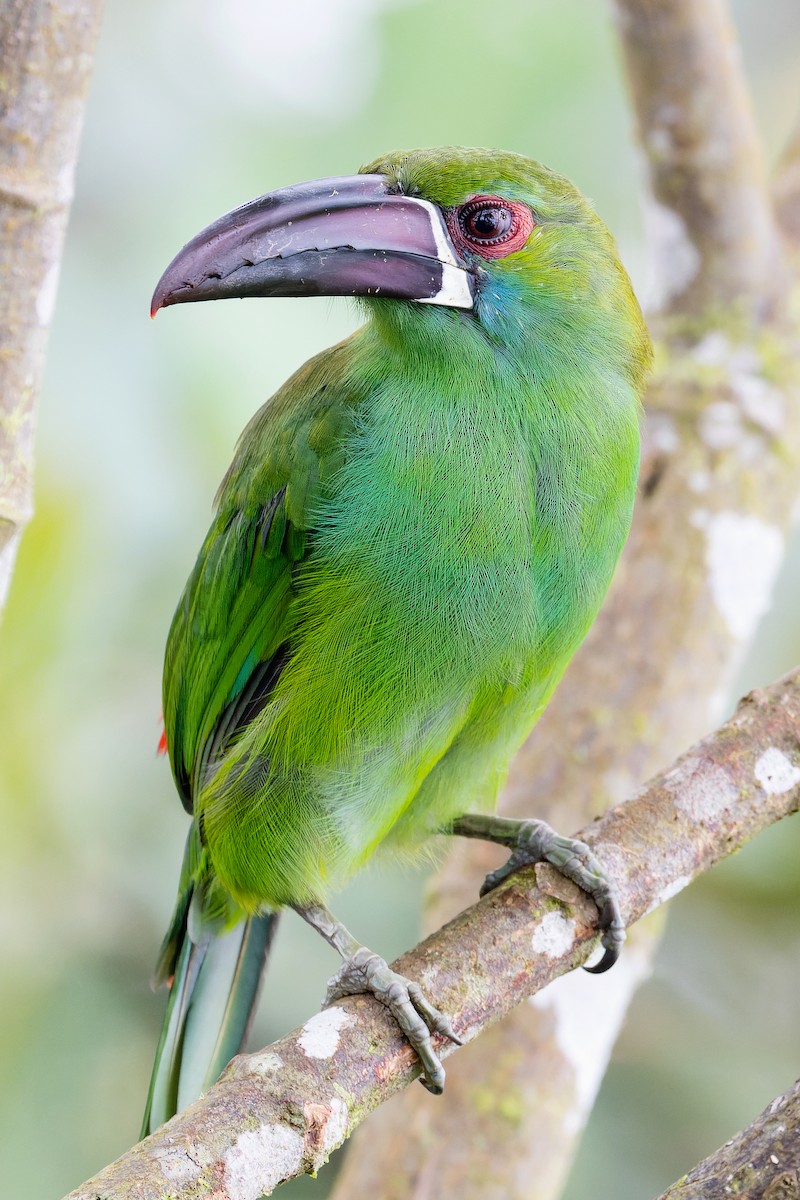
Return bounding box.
[324,947,462,1093]
[451,813,625,973]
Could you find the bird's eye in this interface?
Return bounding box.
[450,196,534,259]
[461,202,513,243]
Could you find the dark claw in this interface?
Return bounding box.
[583,917,625,973]
[325,947,460,1092]
[584,947,617,975]
[479,868,505,898]
[478,818,627,971]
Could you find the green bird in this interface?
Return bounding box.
[141,145,651,1136]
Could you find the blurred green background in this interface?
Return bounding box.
[2,1,800,1196]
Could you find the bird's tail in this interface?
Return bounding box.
[140,839,277,1138]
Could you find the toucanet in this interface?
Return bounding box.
[141,145,652,1135]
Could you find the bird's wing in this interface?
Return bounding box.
[163,338,361,812]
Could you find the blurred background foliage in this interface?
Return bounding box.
[1,1,800,1196]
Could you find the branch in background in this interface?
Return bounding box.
[655,1079,800,1200]
[774,113,800,248]
[612,0,782,317]
[63,668,800,1200]
[333,2,799,1196]
[0,0,104,610]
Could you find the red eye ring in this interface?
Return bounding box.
[446,195,534,260]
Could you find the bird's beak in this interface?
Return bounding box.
[151,174,474,316]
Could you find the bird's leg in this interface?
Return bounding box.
[293,901,462,1094]
[449,813,624,973]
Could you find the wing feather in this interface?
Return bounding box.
[162,338,360,811]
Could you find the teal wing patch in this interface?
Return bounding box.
[162,339,359,811]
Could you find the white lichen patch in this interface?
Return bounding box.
[659,875,692,904]
[224,1123,304,1200]
[704,512,783,641]
[699,401,743,450]
[57,160,76,206]
[644,874,693,915]
[531,911,576,958]
[689,470,711,493]
[303,1095,351,1168]
[668,760,739,822]
[731,372,785,436]
[320,1096,349,1155]
[530,938,652,1132]
[754,747,800,795]
[692,330,731,366]
[37,261,61,327]
[648,413,680,454]
[185,1139,214,1169]
[247,1050,284,1075]
[647,126,673,157]
[643,201,700,309]
[0,531,22,613]
[418,962,440,990]
[298,1007,353,1059]
[692,332,785,436]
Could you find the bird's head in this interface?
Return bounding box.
[152,145,650,381]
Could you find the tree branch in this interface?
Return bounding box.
[0,0,104,610]
[611,0,783,317]
[63,668,800,1200]
[774,112,800,249]
[655,1079,800,1200]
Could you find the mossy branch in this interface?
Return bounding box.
[63,668,800,1200]
[655,1078,800,1200]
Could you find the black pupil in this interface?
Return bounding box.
[465,205,511,241]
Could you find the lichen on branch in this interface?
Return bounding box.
[63,667,800,1200]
